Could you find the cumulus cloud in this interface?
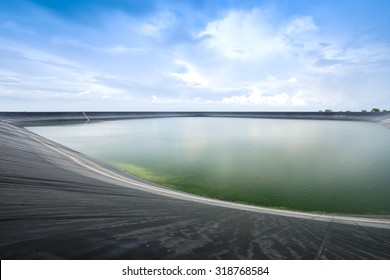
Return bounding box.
[199,8,288,60]
[171,60,209,87]
[222,88,289,106]
[220,84,309,107]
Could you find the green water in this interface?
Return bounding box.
[27,117,390,214]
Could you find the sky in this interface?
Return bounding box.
[0,0,389,111]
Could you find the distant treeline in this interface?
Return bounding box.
[319,108,389,113]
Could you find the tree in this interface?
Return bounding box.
[324,109,332,112]
[361,109,367,112]
[371,108,380,112]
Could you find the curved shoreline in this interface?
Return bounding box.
[1,112,390,259]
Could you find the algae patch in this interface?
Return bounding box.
[111,162,182,189]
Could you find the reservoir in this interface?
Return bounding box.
[27,117,390,214]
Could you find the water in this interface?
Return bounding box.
[27,117,390,214]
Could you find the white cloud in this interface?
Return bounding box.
[222,87,290,106]
[107,45,144,54]
[291,92,308,106]
[285,16,318,34]
[288,76,298,83]
[52,36,143,54]
[152,95,203,104]
[0,68,125,101]
[0,41,127,102]
[171,60,209,87]
[199,8,288,60]
[141,11,176,39]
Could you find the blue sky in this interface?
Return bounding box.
[0,0,389,111]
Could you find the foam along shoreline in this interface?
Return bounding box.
[1,112,390,259]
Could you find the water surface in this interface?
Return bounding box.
[27,117,390,214]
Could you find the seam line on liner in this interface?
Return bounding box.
[82,112,90,122]
[314,219,333,259]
